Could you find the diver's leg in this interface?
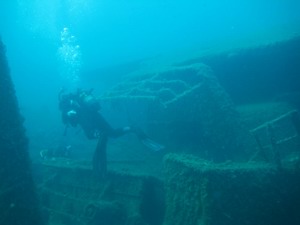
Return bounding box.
[109,126,163,150]
[108,126,148,140]
[108,127,132,138]
[95,113,133,138]
[93,134,108,178]
[95,113,163,151]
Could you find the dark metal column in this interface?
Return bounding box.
[0,39,44,225]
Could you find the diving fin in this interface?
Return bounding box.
[132,126,165,151]
[141,138,165,152]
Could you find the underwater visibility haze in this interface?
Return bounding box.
[1,0,300,225]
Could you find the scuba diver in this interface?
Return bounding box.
[58,88,164,177]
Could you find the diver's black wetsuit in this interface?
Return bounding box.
[78,106,132,176]
[59,89,139,177]
[59,89,163,178]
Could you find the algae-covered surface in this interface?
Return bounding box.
[164,153,300,225]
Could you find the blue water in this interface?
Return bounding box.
[1,0,300,81]
[1,1,300,225]
[0,1,299,149]
[0,0,299,156]
[0,0,299,158]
